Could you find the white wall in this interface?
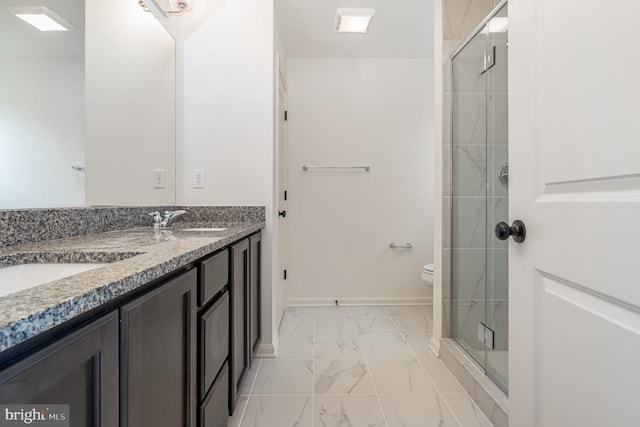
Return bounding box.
[0,57,85,208]
[85,0,175,205]
[273,11,288,340]
[177,0,276,355]
[286,58,434,304]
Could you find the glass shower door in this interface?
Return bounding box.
[451,2,509,393]
[485,3,509,392]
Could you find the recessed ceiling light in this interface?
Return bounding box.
[9,6,74,32]
[335,8,376,34]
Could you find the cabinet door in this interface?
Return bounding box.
[229,238,249,413]
[249,232,262,358]
[120,269,197,427]
[0,311,119,427]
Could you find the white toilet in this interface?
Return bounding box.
[421,263,434,285]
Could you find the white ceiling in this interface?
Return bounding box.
[276,0,434,59]
[0,0,84,57]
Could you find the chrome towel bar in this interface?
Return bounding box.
[389,243,412,249]
[302,165,370,172]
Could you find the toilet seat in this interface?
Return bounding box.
[421,263,434,283]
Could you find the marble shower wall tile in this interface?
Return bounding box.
[452,37,487,93]
[452,145,487,197]
[489,248,508,300]
[490,93,509,146]
[452,92,487,145]
[443,0,495,40]
[452,248,486,301]
[452,197,486,249]
[452,301,486,353]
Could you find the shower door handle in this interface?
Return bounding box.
[495,220,526,243]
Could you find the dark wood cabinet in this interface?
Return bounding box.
[199,362,229,427]
[249,232,262,358]
[0,230,262,427]
[229,238,249,413]
[120,269,197,427]
[0,311,119,427]
[197,248,231,427]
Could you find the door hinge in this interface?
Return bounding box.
[284,110,288,121]
[284,190,288,201]
[284,269,287,280]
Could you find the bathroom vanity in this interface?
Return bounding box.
[0,207,264,427]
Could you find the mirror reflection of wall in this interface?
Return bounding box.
[0,0,85,208]
[0,0,176,209]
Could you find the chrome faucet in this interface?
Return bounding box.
[148,210,187,230]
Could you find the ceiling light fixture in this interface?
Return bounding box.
[335,8,376,34]
[9,6,73,32]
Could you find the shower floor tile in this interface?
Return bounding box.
[231,305,493,427]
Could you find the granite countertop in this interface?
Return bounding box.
[0,221,264,352]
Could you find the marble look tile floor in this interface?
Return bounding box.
[228,305,493,427]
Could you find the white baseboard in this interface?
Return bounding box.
[286,296,433,306]
[256,342,277,358]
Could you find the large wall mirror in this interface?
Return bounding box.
[0,0,175,209]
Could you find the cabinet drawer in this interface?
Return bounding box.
[199,249,229,307]
[200,362,229,427]
[200,292,229,397]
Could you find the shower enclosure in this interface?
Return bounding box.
[450,2,509,392]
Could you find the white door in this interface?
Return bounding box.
[275,60,288,325]
[509,1,640,426]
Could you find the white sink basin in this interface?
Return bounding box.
[0,263,104,298]
[181,228,227,232]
